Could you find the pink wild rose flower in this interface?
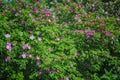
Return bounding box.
[38,70,42,75]
[22,52,26,58]
[6,43,12,51]
[66,77,69,80]
[5,34,11,38]
[5,56,10,62]
[30,35,35,40]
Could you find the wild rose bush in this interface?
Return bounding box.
[0,0,120,80]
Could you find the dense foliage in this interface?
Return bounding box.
[0,0,120,80]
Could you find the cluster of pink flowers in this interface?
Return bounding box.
[74,14,82,22]
[2,0,119,80]
[74,28,96,39]
[74,29,85,34]
[42,9,51,17]
[22,44,31,50]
